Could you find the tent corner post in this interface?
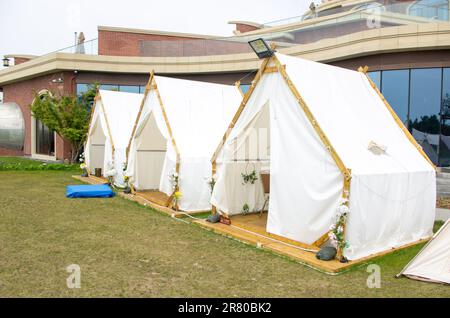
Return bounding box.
[357,65,369,73]
[235,81,244,97]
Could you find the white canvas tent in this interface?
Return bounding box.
[211,53,436,261]
[125,75,242,212]
[398,219,450,284]
[84,90,143,187]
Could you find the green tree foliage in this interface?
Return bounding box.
[30,84,97,163]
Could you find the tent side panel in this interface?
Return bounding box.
[266,71,343,245]
[401,219,450,284]
[345,170,436,260]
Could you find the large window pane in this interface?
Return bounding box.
[368,71,381,89]
[76,83,90,96]
[410,68,442,165]
[100,84,119,91]
[409,0,449,21]
[119,85,140,93]
[440,68,450,166]
[381,70,409,125]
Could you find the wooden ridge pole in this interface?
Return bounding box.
[84,89,100,176]
[125,71,154,162]
[235,81,244,97]
[153,79,182,208]
[358,66,436,170]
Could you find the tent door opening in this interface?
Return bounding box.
[136,150,166,190]
[134,112,167,191]
[89,119,106,173]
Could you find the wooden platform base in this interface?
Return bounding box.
[194,213,430,274]
[72,175,108,185]
[72,175,208,218]
[72,175,429,273]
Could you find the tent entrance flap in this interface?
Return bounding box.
[213,101,270,216]
[133,112,167,191]
[136,150,166,190]
[88,118,106,173]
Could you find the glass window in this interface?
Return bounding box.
[100,84,119,91]
[381,70,409,125]
[409,0,449,21]
[76,83,90,96]
[36,119,55,156]
[119,85,140,93]
[368,71,381,89]
[440,68,450,165]
[409,68,442,164]
[240,84,251,94]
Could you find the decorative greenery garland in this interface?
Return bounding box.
[241,170,258,185]
[328,198,350,251]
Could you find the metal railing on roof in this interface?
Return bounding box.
[48,0,449,58]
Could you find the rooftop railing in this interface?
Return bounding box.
[47,0,450,58]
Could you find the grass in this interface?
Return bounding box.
[0,156,80,171]
[0,170,449,297]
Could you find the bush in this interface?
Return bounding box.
[0,158,80,171]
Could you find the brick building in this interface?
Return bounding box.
[1,0,450,165]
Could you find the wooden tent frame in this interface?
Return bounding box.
[210,54,352,257]
[125,71,182,209]
[84,89,116,178]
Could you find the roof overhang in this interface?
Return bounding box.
[1,23,450,86]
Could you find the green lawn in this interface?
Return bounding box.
[0,169,449,297]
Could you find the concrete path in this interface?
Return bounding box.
[436,208,450,221]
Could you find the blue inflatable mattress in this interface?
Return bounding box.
[66,184,115,198]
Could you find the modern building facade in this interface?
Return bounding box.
[1,0,450,165]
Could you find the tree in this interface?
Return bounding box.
[30,85,97,163]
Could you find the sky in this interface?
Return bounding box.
[0,0,318,60]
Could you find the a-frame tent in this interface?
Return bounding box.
[210,53,436,261]
[125,74,242,212]
[84,89,143,187]
[397,219,450,284]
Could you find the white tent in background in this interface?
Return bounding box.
[85,90,143,187]
[211,53,436,261]
[125,75,242,212]
[398,219,450,284]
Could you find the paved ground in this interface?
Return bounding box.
[435,208,450,221]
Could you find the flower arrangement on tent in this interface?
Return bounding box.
[208,174,217,193]
[173,191,182,210]
[105,161,117,185]
[123,175,132,194]
[328,199,350,252]
[170,172,179,191]
[241,170,258,185]
[79,153,88,177]
[80,163,88,177]
[242,203,250,215]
